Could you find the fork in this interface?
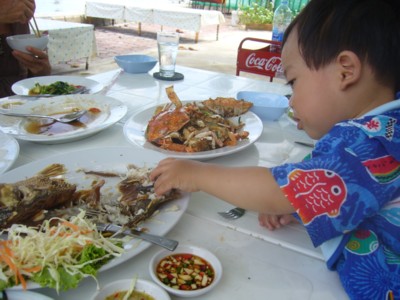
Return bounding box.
[84,208,178,251]
[218,207,246,220]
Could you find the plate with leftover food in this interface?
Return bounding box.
[0,94,127,144]
[0,131,19,174]
[11,76,104,96]
[123,86,263,160]
[0,147,190,291]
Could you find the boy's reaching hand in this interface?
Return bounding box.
[150,158,202,195]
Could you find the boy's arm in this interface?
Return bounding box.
[151,158,294,215]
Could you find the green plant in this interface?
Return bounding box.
[238,1,274,25]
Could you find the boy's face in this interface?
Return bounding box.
[281,30,350,140]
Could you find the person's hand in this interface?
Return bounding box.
[12,46,51,76]
[258,212,298,231]
[0,0,36,24]
[150,158,202,195]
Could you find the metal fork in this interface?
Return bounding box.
[84,208,178,251]
[218,207,245,220]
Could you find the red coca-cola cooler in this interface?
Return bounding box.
[236,38,283,82]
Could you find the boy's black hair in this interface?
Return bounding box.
[283,0,400,92]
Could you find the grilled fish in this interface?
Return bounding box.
[0,175,77,229]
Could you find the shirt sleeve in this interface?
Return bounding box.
[270,120,400,247]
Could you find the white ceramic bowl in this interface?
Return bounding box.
[91,278,170,300]
[237,91,289,121]
[114,54,157,73]
[6,34,49,54]
[149,245,222,298]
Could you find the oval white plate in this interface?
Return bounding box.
[91,279,170,300]
[0,131,19,174]
[12,75,103,95]
[2,146,190,290]
[0,94,127,144]
[123,102,263,160]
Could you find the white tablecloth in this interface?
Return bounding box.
[85,0,225,42]
[34,18,96,68]
[0,66,349,299]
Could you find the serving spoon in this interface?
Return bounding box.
[0,109,87,123]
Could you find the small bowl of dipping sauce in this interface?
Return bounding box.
[149,244,222,298]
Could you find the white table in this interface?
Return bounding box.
[33,18,96,69]
[2,66,349,299]
[85,0,225,42]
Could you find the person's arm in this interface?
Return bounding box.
[0,0,35,24]
[150,158,294,215]
[12,46,51,76]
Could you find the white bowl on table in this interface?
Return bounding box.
[114,54,157,74]
[149,244,223,298]
[6,34,49,54]
[237,91,289,121]
[90,278,170,300]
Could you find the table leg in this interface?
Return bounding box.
[195,32,199,43]
[85,57,89,70]
[216,24,220,41]
[138,22,142,36]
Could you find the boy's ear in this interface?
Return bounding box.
[336,51,361,90]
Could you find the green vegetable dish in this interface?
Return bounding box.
[28,81,82,95]
[0,211,124,292]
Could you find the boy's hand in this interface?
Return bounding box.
[258,213,298,231]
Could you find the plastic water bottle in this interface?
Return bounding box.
[271,0,293,53]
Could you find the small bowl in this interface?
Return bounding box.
[91,278,170,300]
[6,34,49,54]
[114,54,157,74]
[237,91,289,121]
[149,244,222,298]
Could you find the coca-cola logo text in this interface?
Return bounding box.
[245,53,283,73]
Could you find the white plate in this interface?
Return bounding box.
[11,75,103,95]
[0,94,127,144]
[123,102,263,160]
[5,290,54,300]
[0,132,19,174]
[1,146,190,290]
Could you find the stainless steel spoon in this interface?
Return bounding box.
[0,109,87,123]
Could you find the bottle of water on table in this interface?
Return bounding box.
[271,0,293,53]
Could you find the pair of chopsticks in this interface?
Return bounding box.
[29,16,41,37]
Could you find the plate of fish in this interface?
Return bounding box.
[123,86,263,160]
[0,94,127,144]
[0,146,190,290]
[11,75,104,96]
[0,131,19,174]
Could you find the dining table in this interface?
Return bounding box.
[1,65,349,299]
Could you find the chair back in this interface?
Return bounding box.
[236,37,283,82]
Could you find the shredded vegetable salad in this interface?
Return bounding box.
[0,211,125,292]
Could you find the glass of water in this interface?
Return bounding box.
[157,31,179,78]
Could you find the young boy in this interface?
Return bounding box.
[150,0,400,298]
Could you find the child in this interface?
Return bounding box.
[150,0,400,298]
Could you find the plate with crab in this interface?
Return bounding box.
[123,86,263,160]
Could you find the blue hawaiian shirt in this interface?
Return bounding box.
[271,99,400,300]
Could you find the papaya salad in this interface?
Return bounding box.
[0,211,125,292]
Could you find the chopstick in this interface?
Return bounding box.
[29,16,41,37]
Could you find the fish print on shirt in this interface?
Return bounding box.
[282,169,347,224]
